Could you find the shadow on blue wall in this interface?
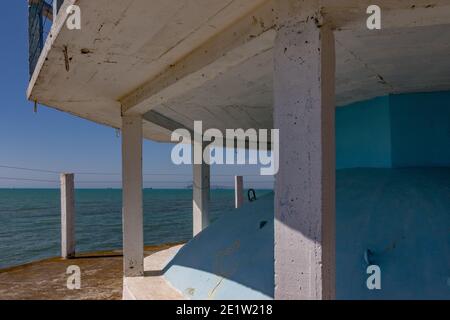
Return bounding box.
[390,92,450,167]
[336,96,391,169]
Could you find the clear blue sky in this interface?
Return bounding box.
[0,2,272,189]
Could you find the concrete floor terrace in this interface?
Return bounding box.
[0,244,182,300]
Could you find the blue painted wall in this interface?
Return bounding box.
[336,96,391,169]
[390,91,450,167]
[336,91,450,169]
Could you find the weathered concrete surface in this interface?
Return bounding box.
[121,115,144,277]
[60,173,75,259]
[123,245,184,300]
[192,142,210,236]
[273,14,336,299]
[0,244,181,300]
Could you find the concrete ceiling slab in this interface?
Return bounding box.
[28,0,450,142]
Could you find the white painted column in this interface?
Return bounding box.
[193,142,210,236]
[274,15,336,299]
[235,176,244,209]
[60,173,75,259]
[122,115,144,277]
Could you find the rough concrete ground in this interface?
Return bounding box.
[0,243,183,300]
[124,245,184,300]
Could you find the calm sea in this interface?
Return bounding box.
[0,189,270,269]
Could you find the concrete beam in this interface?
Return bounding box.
[192,142,210,236]
[143,110,193,135]
[273,13,336,299]
[235,176,244,209]
[60,173,75,259]
[122,115,144,277]
[143,111,273,151]
[121,1,276,115]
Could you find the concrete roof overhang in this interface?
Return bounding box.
[27,0,450,142]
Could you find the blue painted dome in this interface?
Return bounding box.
[164,168,450,299]
[164,191,274,300]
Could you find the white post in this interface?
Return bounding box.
[274,13,336,299]
[193,142,210,236]
[60,173,75,259]
[122,115,144,277]
[235,176,244,208]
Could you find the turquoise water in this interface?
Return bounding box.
[0,189,268,269]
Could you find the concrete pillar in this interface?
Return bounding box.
[273,14,336,299]
[235,176,244,209]
[60,173,75,259]
[122,115,144,277]
[193,142,210,236]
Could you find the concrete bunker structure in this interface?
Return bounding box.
[27,0,450,299]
